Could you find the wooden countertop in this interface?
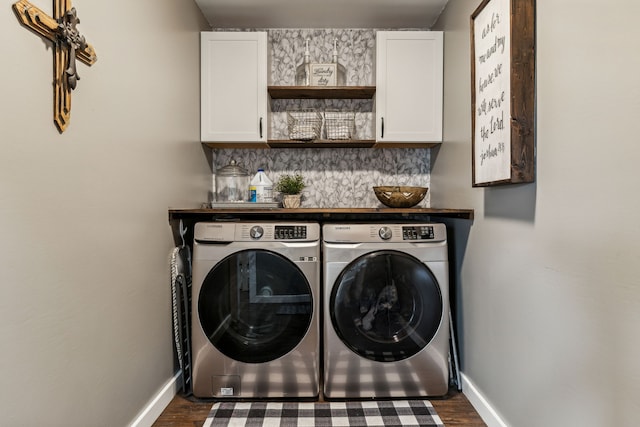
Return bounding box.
[168,207,474,221]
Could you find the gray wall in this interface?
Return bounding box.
[433,1,640,426]
[0,0,209,425]
[4,0,640,426]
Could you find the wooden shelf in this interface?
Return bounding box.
[268,86,375,99]
[169,207,474,221]
[267,139,376,148]
[202,141,442,149]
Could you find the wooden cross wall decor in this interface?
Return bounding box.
[13,0,97,133]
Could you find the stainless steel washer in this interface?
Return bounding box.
[323,223,450,399]
[191,222,320,398]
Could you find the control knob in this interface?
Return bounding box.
[250,225,264,239]
[378,226,392,240]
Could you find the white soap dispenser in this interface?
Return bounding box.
[295,38,311,86]
[332,38,347,86]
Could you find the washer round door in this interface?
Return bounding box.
[330,250,443,362]
[199,249,313,363]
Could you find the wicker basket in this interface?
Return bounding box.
[287,110,322,140]
[324,111,355,140]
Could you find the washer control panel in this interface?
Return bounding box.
[275,225,307,240]
[195,222,319,242]
[402,225,435,240]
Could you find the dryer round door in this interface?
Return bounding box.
[330,250,443,362]
[198,249,313,363]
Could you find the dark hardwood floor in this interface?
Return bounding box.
[152,388,487,426]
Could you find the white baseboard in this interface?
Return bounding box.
[129,371,181,427]
[461,372,509,427]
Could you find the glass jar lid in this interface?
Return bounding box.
[217,159,248,177]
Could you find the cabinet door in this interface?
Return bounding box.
[201,32,267,142]
[376,31,443,142]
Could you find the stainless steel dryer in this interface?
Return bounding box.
[191,222,320,398]
[323,223,450,399]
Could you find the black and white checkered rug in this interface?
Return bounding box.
[203,400,443,426]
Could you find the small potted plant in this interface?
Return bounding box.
[275,173,305,208]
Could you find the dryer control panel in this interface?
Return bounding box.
[402,225,435,240]
[275,225,307,240]
[322,223,446,244]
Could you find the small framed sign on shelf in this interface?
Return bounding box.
[310,63,337,86]
[471,0,536,187]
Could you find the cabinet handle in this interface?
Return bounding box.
[259,117,263,139]
[381,117,384,139]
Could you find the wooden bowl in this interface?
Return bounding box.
[373,186,428,208]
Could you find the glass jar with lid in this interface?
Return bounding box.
[215,159,249,202]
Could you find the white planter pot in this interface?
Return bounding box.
[282,194,301,208]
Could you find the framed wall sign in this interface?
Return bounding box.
[471,0,536,187]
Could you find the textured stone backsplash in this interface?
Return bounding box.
[213,148,430,208]
[211,28,431,208]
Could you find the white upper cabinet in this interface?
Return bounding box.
[376,31,444,143]
[201,32,267,142]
